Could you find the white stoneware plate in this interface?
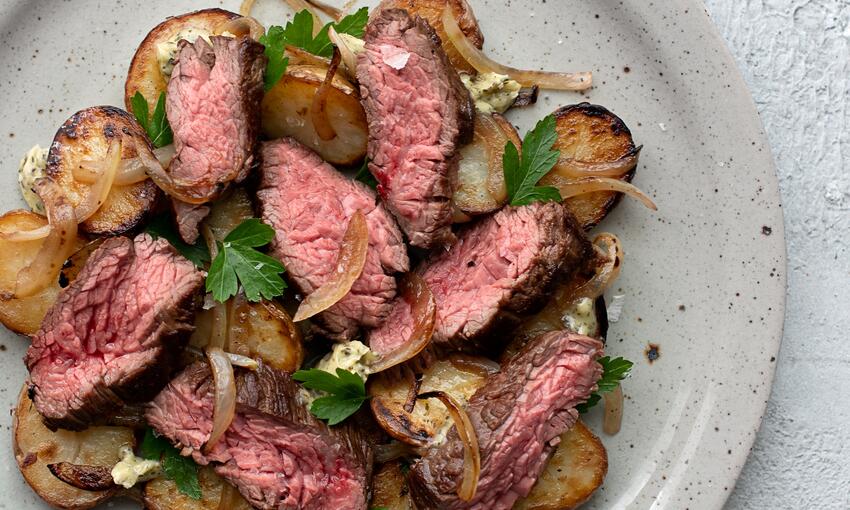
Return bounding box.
[0,0,785,509]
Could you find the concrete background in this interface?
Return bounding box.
[703,1,850,508]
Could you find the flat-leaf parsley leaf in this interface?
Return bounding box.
[503,115,562,206]
[293,368,368,425]
[205,219,286,302]
[140,427,202,500]
[130,91,173,148]
[577,356,634,413]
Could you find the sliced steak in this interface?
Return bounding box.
[368,202,589,352]
[172,199,210,244]
[258,138,409,340]
[357,8,474,248]
[409,331,604,510]
[166,35,266,201]
[147,362,370,510]
[25,234,204,430]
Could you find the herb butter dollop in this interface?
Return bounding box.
[460,72,522,114]
[17,145,48,215]
[111,445,161,489]
[156,29,234,77]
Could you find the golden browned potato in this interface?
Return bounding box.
[453,112,520,216]
[144,466,252,510]
[376,0,484,73]
[369,355,495,446]
[539,103,638,231]
[13,385,135,510]
[190,297,303,373]
[261,64,368,166]
[47,106,160,236]
[370,461,414,510]
[515,421,608,510]
[0,211,87,335]
[124,8,239,114]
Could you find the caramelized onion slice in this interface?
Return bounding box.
[304,0,347,21]
[215,16,266,40]
[417,391,480,501]
[328,26,360,77]
[10,180,78,299]
[76,143,173,187]
[74,139,121,222]
[572,233,623,301]
[293,210,368,322]
[603,385,624,435]
[239,0,256,16]
[205,347,237,452]
[136,142,209,205]
[554,177,657,211]
[311,47,342,141]
[441,7,591,91]
[370,275,437,373]
[555,147,642,179]
[0,224,50,242]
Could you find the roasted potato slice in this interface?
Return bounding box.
[539,103,638,231]
[376,0,484,73]
[203,187,255,242]
[371,423,607,510]
[47,106,160,236]
[190,296,303,372]
[13,385,135,510]
[144,466,252,510]
[0,211,86,335]
[453,112,520,215]
[371,461,414,510]
[261,64,368,165]
[369,355,496,446]
[515,421,608,510]
[124,8,239,113]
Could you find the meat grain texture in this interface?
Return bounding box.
[369,202,589,353]
[25,234,204,430]
[147,362,370,510]
[357,8,474,249]
[409,331,604,510]
[258,138,409,340]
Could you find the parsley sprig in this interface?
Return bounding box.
[130,91,173,148]
[293,368,368,425]
[503,115,563,206]
[577,356,634,413]
[140,428,202,500]
[205,219,287,302]
[259,8,369,90]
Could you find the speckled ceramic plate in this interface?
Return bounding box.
[0,0,785,509]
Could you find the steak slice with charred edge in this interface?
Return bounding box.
[146,362,370,510]
[25,234,204,430]
[258,138,409,341]
[369,202,589,353]
[357,8,474,249]
[166,35,266,203]
[409,331,604,510]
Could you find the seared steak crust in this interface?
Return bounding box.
[25,234,204,430]
[147,362,370,510]
[166,35,266,201]
[409,331,604,510]
[369,202,589,353]
[357,9,474,248]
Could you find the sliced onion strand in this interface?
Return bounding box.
[556,177,657,211]
[215,16,266,40]
[369,274,436,373]
[442,7,592,91]
[603,384,624,435]
[239,0,256,16]
[555,147,642,179]
[204,347,237,452]
[293,210,369,322]
[74,139,121,222]
[311,47,342,141]
[417,391,480,501]
[572,233,624,300]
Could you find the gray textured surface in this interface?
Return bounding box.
[705,1,850,508]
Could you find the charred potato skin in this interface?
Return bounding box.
[376,0,484,73]
[143,466,253,510]
[47,106,161,236]
[542,103,637,231]
[370,461,414,510]
[124,8,239,113]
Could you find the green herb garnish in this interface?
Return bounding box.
[140,428,202,500]
[293,368,368,425]
[145,214,210,269]
[259,8,369,90]
[577,356,634,413]
[205,218,287,302]
[503,114,562,206]
[130,91,173,148]
[354,158,377,189]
